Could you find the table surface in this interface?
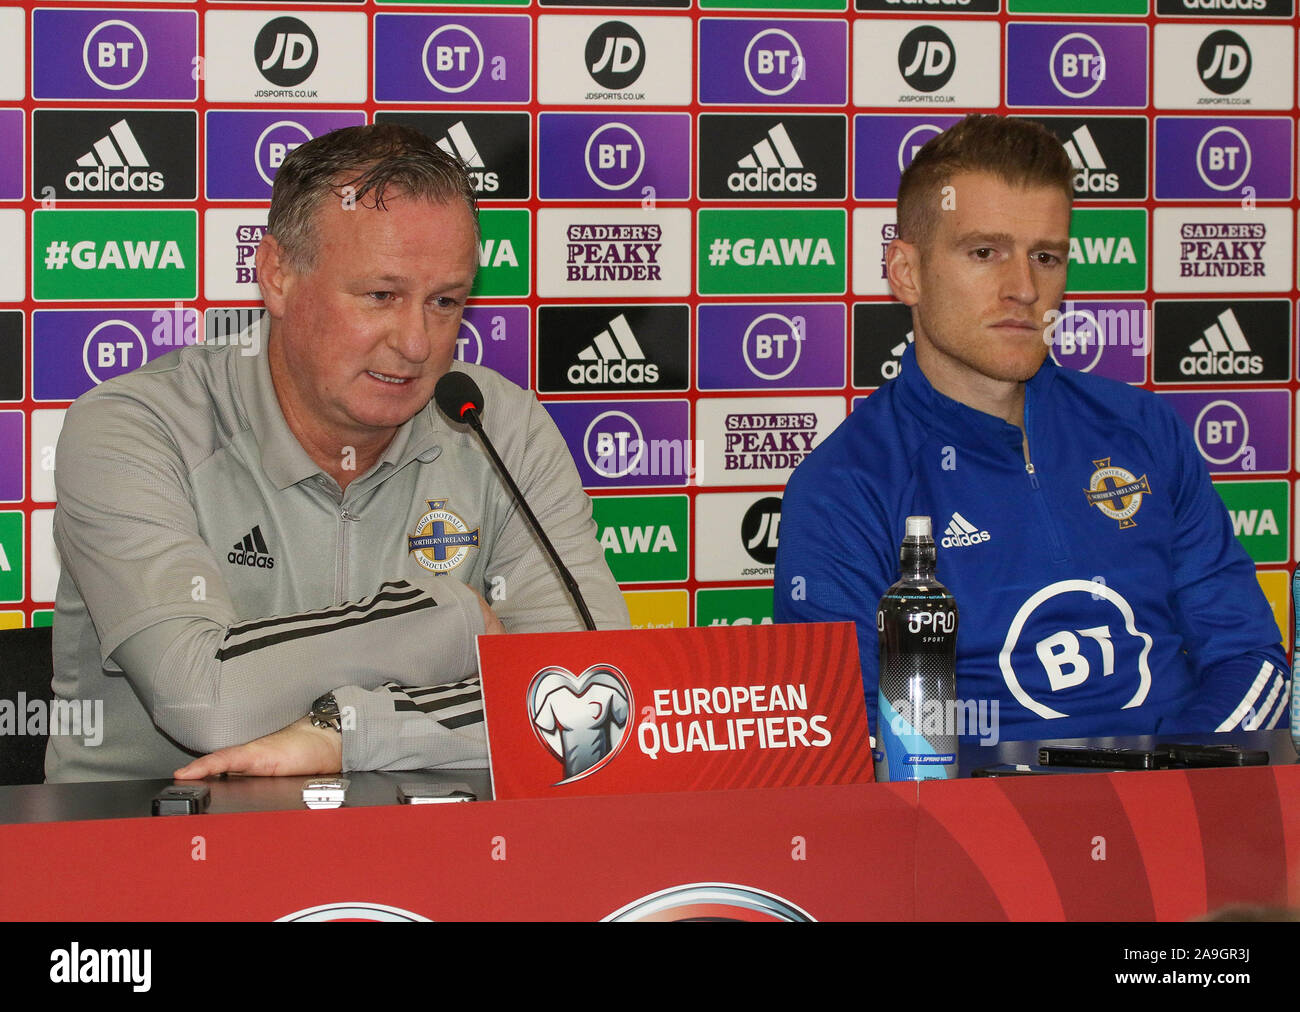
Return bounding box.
[1,729,1292,826]
[0,767,495,825]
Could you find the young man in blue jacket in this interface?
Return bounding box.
[775,114,1288,744]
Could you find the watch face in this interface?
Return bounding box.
[310,692,342,731]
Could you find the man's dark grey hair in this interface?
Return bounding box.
[266,123,480,270]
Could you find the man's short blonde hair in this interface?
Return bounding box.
[895,115,1073,247]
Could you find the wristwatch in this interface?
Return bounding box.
[309,691,342,733]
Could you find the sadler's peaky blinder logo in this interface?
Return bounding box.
[408,499,480,574]
[1084,458,1150,530]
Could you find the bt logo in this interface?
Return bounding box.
[742,313,805,382]
[255,121,313,186]
[83,319,148,384]
[422,24,485,94]
[1049,33,1106,99]
[584,122,645,191]
[1193,399,1251,466]
[897,124,944,172]
[83,19,148,91]
[744,28,805,97]
[585,410,645,479]
[1196,126,1252,191]
[454,318,483,364]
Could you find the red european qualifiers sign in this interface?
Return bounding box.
[477,622,874,800]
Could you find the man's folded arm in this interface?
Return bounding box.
[109,576,487,759]
[1157,402,1290,734]
[1158,650,1289,734]
[334,679,489,771]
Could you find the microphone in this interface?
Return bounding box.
[434,371,483,424]
[434,371,597,632]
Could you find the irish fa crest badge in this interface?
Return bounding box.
[1083,458,1150,530]
[408,499,480,573]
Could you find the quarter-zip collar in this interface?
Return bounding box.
[892,343,1061,457]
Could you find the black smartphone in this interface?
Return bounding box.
[1037,746,1160,770]
[151,784,210,816]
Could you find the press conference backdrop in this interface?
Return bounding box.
[0,0,1295,660]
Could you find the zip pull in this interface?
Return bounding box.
[339,508,359,522]
[1025,460,1040,490]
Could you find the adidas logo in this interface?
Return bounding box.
[435,121,498,194]
[567,313,659,385]
[726,123,818,194]
[940,512,990,549]
[65,120,163,194]
[227,525,276,570]
[1180,308,1262,376]
[880,330,914,381]
[1062,125,1118,195]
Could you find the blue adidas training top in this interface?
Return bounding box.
[774,345,1289,743]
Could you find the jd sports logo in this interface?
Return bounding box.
[940,512,990,549]
[586,22,645,90]
[1198,30,1251,94]
[728,123,816,195]
[741,497,782,565]
[435,121,498,194]
[570,314,659,386]
[1062,125,1118,195]
[229,525,275,569]
[255,17,318,87]
[898,26,955,92]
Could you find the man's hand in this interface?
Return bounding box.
[477,591,506,636]
[174,716,343,779]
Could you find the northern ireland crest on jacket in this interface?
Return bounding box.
[1083,458,1150,530]
[408,499,480,574]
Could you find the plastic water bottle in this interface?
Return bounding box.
[875,515,959,782]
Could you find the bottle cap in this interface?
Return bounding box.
[904,515,931,538]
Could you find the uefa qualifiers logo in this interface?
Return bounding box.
[528,663,633,785]
[603,883,815,922]
[276,902,431,922]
